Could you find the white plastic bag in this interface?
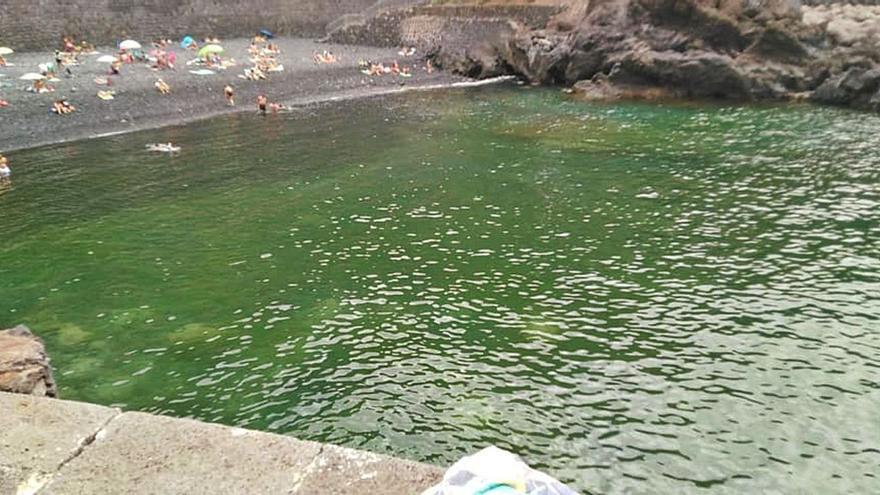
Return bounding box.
[422,446,579,495]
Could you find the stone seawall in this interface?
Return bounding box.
[1,391,442,494]
[325,2,563,69]
[0,0,380,50]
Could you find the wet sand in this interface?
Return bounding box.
[0,38,466,152]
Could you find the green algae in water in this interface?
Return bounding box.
[2,87,880,493]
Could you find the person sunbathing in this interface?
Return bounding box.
[314,50,337,64]
[63,37,76,53]
[0,99,9,108]
[51,99,75,115]
[153,52,168,70]
[244,67,267,81]
[155,78,171,94]
[0,55,6,67]
[31,79,54,93]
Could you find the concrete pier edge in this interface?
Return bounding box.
[1,391,443,494]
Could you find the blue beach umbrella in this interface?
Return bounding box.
[259,29,274,39]
[180,36,195,49]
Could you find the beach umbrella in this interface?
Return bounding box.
[0,47,13,55]
[180,36,195,49]
[20,73,45,81]
[119,40,142,51]
[197,44,224,58]
[96,55,118,63]
[259,29,274,39]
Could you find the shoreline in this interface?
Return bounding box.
[0,37,474,153]
[5,76,514,154]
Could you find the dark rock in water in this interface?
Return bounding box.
[572,74,681,100]
[813,67,880,108]
[0,325,57,397]
[609,49,753,98]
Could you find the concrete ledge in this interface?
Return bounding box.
[1,392,442,494]
[1,392,118,494]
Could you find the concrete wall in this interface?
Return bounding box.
[1,391,442,494]
[0,0,382,50]
[327,2,562,47]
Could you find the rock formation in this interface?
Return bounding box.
[402,0,880,113]
[0,325,57,397]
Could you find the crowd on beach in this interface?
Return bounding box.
[0,34,428,117]
[0,34,433,177]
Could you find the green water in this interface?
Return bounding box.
[2,87,879,493]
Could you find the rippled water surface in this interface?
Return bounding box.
[2,87,879,493]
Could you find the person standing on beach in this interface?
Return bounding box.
[54,50,73,77]
[257,94,268,115]
[224,85,235,106]
[0,155,11,184]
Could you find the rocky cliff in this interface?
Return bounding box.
[344,0,880,113]
[491,0,880,113]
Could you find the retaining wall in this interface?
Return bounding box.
[0,0,380,50]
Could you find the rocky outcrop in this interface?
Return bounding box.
[0,325,57,397]
[813,66,880,108]
[419,0,880,113]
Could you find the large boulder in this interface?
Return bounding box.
[0,325,57,397]
[736,0,802,20]
[744,24,809,63]
[609,48,753,98]
[636,0,750,51]
[572,73,682,100]
[813,66,880,108]
[503,31,579,84]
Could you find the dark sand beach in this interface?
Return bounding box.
[0,38,466,151]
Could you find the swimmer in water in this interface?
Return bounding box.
[0,155,11,183]
[257,94,268,115]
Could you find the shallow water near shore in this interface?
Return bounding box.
[2,87,879,493]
